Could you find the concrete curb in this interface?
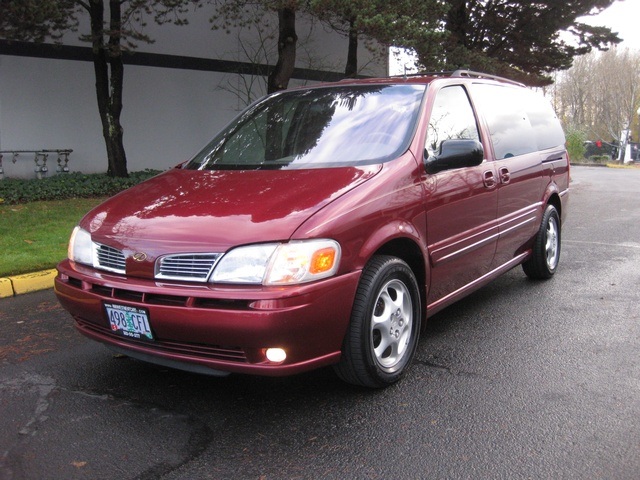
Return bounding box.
[0,269,57,298]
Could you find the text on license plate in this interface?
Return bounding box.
[104,303,153,341]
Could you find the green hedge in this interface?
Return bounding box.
[565,127,587,162]
[0,170,162,205]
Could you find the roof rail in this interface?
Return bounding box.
[391,69,525,86]
[451,69,525,86]
[390,71,455,79]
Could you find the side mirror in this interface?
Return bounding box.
[173,161,188,169]
[424,139,484,174]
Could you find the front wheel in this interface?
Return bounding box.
[334,256,421,388]
[523,204,561,279]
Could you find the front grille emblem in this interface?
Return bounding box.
[132,252,148,262]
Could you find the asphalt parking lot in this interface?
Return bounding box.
[1,166,639,479]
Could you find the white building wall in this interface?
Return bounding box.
[0,8,387,178]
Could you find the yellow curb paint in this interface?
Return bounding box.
[0,278,13,298]
[606,163,639,169]
[9,269,57,295]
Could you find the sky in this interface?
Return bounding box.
[582,0,640,51]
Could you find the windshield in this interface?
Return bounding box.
[186,84,426,170]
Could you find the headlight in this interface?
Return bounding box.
[209,243,279,284]
[265,240,341,285]
[210,240,341,285]
[68,226,93,266]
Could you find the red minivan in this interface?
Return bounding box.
[55,71,569,388]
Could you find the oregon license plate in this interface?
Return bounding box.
[104,303,153,341]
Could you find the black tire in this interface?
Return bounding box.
[522,204,561,279]
[334,255,421,388]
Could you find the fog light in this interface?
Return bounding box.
[265,348,287,363]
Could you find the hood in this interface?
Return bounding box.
[81,166,380,255]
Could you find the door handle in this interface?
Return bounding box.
[483,170,497,188]
[499,167,510,184]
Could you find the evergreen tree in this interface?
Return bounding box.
[431,0,621,86]
[309,0,447,77]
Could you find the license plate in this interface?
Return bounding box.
[104,303,153,341]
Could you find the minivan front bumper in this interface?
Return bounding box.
[55,260,360,376]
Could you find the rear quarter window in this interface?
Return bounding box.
[471,84,565,159]
[526,95,566,150]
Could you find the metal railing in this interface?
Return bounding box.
[0,149,72,180]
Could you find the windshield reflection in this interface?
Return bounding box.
[187,84,426,170]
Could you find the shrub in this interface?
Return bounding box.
[565,127,587,162]
[0,170,162,205]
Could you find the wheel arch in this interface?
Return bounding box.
[542,180,564,221]
[371,237,428,329]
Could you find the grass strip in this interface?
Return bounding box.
[0,198,105,277]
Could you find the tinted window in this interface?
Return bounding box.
[187,84,426,170]
[527,96,566,150]
[425,86,480,157]
[471,84,565,159]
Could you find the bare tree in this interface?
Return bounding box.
[214,8,340,109]
[210,0,305,94]
[556,47,640,161]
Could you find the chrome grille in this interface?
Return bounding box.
[95,244,126,273]
[156,253,222,281]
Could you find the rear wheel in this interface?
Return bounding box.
[334,255,421,388]
[523,204,561,279]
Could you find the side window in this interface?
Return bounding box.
[426,86,480,158]
[471,84,539,159]
[526,95,566,150]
